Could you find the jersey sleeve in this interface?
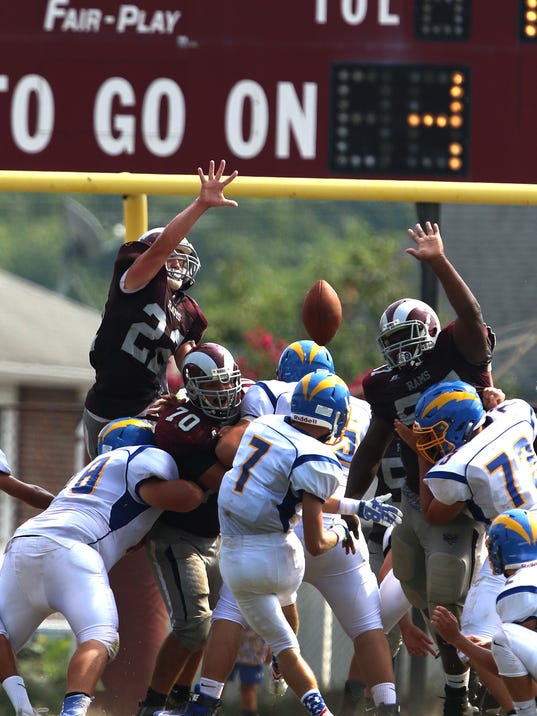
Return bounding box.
[129,446,179,502]
[496,574,537,624]
[178,295,208,344]
[291,451,342,502]
[424,465,471,504]
[0,449,12,475]
[240,382,277,419]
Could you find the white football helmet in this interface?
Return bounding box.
[181,343,242,422]
[378,298,440,369]
[138,228,201,290]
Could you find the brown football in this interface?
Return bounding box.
[301,279,343,345]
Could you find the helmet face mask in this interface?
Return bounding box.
[97,417,155,455]
[276,340,334,383]
[378,298,440,369]
[138,230,201,290]
[486,509,537,575]
[413,380,486,464]
[182,343,241,422]
[413,419,454,464]
[290,370,350,443]
[166,238,201,290]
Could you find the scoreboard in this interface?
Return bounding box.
[1,0,537,182]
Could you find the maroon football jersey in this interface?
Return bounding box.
[363,322,493,494]
[154,399,228,538]
[85,242,207,419]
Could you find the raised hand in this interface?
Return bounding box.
[406,221,444,262]
[197,159,239,208]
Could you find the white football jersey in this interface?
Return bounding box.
[0,449,12,475]
[496,564,537,624]
[14,445,178,571]
[240,379,294,420]
[218,414,343,535]
[424,399,537,522]
[332,396,371,482]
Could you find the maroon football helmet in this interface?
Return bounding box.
[181,343,242,422]
[377,298,440,369]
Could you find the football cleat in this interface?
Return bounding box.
[269,655,288,697]
[441,686,474,716]
[58,694,93,716]
[374,704,400,716]
[154,685,222,715]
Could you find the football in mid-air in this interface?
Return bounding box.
[301,279,342,345]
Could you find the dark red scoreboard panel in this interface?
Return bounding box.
[1,1,537,182]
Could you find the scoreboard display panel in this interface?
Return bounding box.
[1,1,536,182]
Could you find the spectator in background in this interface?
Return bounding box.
[81,159,239,716]
[227,627,271,716]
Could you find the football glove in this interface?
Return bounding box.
[356,493,402,528]
[329,518,355,554]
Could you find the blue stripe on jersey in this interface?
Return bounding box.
[294,453,341,470]
[257,381,278,411]
[427,469,467,485]
[109,445,153,530]
[278,488,303,532]
[496,583,537,605]
[465,499,489,524]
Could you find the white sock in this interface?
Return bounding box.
[370,682,397,707]
[513,699,537,715]
[445,670,470,689]
[198,677,225,699]
[2,674,34,714]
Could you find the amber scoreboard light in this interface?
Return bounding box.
[1,1,536,181]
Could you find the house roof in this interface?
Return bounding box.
[0,269,100,387]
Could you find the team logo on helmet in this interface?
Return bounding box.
[487,509,537,575]
[276,340,334,383]
[97,417,155,455]
[413,380,486,463]
[290,370,350,442]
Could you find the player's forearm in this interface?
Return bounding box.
[0,475,53,510]
[447,633,498,676]
[345,460,379,499]
[428,254,482,322]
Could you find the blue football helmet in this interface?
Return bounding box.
[413,380,486,464]
[487,509,537,575]
[97,417,155,454]
[290,370,350,442]
[276,340,334,383]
